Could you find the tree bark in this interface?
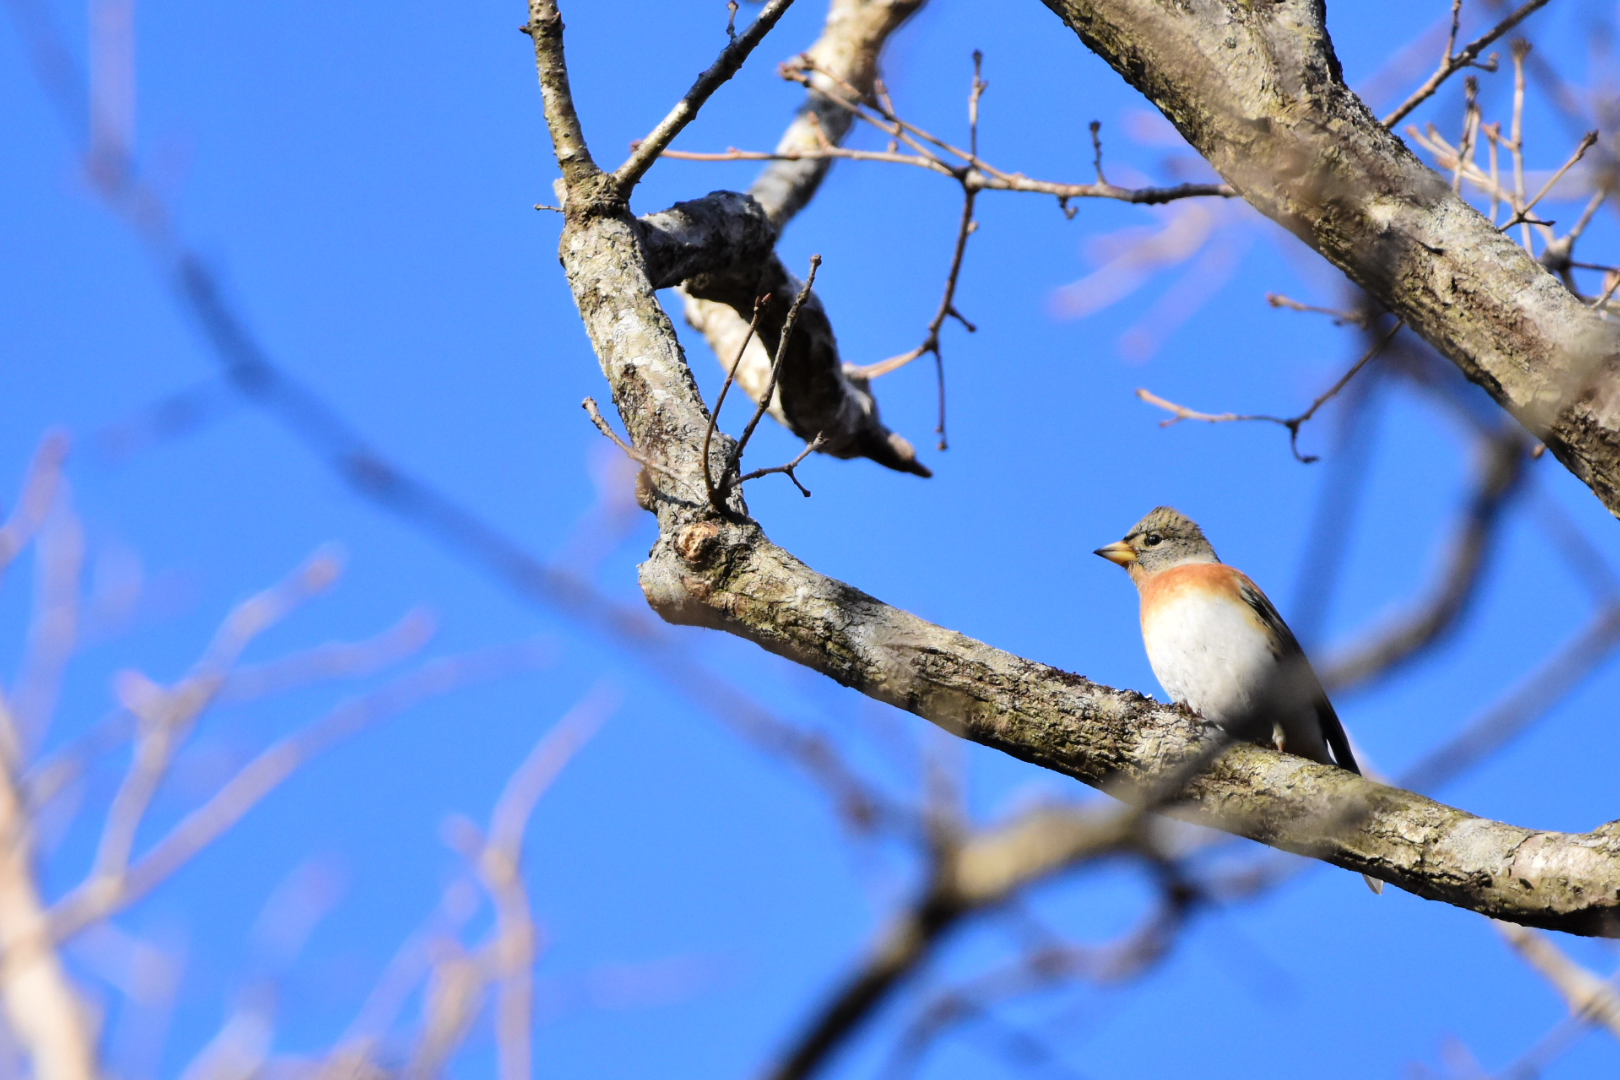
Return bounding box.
[528,0,1620,938]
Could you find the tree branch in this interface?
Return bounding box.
[1040,0,1620,517]
[1494,919,1620,1040]
[613,0,798,193]
[763,804,1136,1080]
[675,0,936,478]
[533,0,1620,941]
[1382,0,1554,128]
[523,0,599,190]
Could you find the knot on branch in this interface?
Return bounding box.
[638,191,777,290]
[674,520,725,566]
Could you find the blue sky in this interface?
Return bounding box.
[3,1,1619,1077]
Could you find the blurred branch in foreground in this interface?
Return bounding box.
[0,437,555,1078]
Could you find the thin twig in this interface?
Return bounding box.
[1511,39,1533,250]
[1381,0,1553,127]
[662,145,1233,204]
[50,642,549,940]
[737,433,827,497]
[1137,321,1404,462]
[722,256,822,499]
[1500,131,1599,231]
[845,54,991,450]
[1266,293,1371,327]
[1452,77,1481,194]
[613,0,797,191]
[0,432,69,584]
[702,295,768,511]
[1487,121,1503,224]
[1592,269,1620,313]
[667,52,1232,211]
[479,687,616,1080]
[580,397,679,481]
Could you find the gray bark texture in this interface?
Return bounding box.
[528,0,1620,937]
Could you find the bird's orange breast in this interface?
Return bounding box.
[1137,562,1253,631]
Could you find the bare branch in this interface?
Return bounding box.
[1494,920,1620,1039]
[1397,602,1620,795]
[613,0,797,192]
[659,146,1234,205]
[724,254,823,495]
[1136,321,1404,463]
[1266,292,1371,327]
[478,688,616,1080]
[522,0,599,189]
[50,642,549,940]
[883,882,1196,1074]
[703,295,769,511]
[87,549,342,899]
[1038,0,1620,515]
[762,804,1136,1080]
[1500,130,1599,232]
[1381,0,1554,127]
[0,431,69,583]
[538,0,1620,935]
[674,0,941,478]
[0,746,96,1080]
[745,0,927,226]
[669,51,1235,212]
[582,397,680,482]
[736,432,828,497]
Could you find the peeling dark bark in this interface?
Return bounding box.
[677,0,934,479]
[637,191,777,291]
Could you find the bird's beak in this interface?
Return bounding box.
[1094,541,1136,567]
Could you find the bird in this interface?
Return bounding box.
[1094,506,1383,894]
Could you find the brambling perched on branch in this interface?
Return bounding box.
[1096,506,1383,894]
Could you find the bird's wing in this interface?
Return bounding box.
[1233,574,1301,660]
[1236,575,1362,775]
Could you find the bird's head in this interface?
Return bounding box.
[1094,506,1220,578]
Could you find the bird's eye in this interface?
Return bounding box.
[1144,533,1163,547]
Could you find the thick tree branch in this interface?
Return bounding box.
[532,1,1620,940]
[637,190,778,289]
[636,524,1620,936]
[1039,0,1620,517]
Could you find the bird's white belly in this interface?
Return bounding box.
[1141,589,1281,727]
